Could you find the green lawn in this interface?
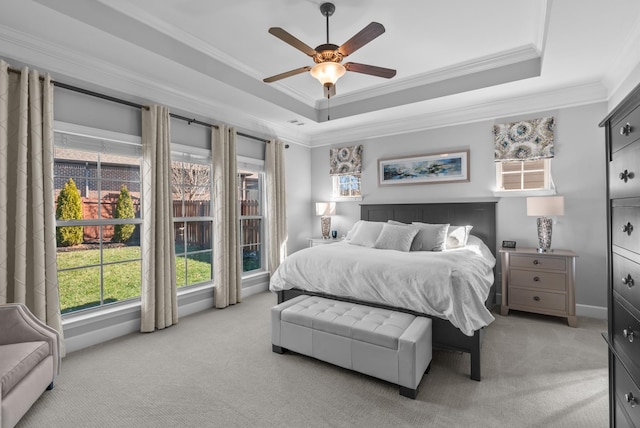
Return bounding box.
[57,246,212,313]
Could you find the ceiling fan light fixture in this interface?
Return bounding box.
[310,62,346,87]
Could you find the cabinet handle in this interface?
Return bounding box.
[533,260,540,265]
[626,392,638,408]
[533,276,540,282]
[619,169,635,183]
[623,327,635,343]
[620,122,633,136]
[622,222,634,235]
[622,274,635,288]
[533,296,541,302]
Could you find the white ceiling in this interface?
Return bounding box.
[1,0,640,146]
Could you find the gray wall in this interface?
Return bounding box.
[305,102,609,312]
[284,143,313,255]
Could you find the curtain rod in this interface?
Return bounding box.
[7,65,289,147]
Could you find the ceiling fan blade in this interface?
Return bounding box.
[344,62,396,78]
[338,22,385,57]
[268,27,316,57]
[263,66,312,83]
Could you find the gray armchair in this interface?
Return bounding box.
[0,303,60,428]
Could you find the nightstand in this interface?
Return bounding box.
[500,248,577,327]
[308,237,341,247]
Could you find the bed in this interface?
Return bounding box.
[271,201,497,381]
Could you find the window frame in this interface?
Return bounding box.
[331,174,363,201]
[54,122,143,315]
[171,144,214,290]
[238,156,267,277]
[494,158,556,197]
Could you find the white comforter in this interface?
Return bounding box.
[269,237,496,336]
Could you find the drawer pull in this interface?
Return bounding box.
[619,169,635,183]
[623,327,635,343]
[533,276,540,282]
[626,392,638,408]
[622,274,635,288]
[533,296,541,302]
[620,122,633,137]
[622,222,634,235]
[533,260,540,265]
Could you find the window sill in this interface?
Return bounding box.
[332,196,363,202]
[493,189,556,198]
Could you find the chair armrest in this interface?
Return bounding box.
[0,304,61,375]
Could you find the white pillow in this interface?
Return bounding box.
[374,223,419,252]
[344,221,362,241]
[410,223,450,251]
[349,221,384,247]
[446,225,473,249]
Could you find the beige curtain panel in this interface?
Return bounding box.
[212,125,241,308]
[266,139,287,273]
[0,61,64,350]
[141,105,178,332]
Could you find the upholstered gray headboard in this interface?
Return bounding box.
[360,202,497,257]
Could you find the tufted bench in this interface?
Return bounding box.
[271,295,432,398]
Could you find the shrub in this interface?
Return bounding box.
[56,178,83,247]
[113,185,135,243]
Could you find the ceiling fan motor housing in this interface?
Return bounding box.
[314,44,343,64]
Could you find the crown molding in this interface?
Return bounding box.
[308,80,608,147]
[0,24,311,147]
[318,44,541,110]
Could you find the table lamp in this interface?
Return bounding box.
[315,202,336,239]
[526,196,564,253]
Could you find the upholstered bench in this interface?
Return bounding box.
[271,295,432,398]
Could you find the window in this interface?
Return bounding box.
[332,174,361,199]
[171,151,213,288]
[496,159,552,192]
[54,132,142,314]
[239,168,264,273]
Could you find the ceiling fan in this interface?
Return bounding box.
[263,2,396,98]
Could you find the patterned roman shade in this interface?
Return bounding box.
[330,144,363,176]
[493,117,555,161]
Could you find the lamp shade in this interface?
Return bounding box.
[526,196,564,217]
[315,202,336,216]
[310,62,346,86]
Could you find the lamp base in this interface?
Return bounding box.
[536,217,553,253]
[321,216,331,239]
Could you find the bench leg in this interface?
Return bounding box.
[399,386,418,399]
[47,382,54,390]
[272,344,286,354]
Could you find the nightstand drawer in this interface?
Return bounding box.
[509,269,566,291]
[612,300,640,371]
[614,356,640,428]
[613,253,640,308]
[509,288,566,313]
[509,254,566,271]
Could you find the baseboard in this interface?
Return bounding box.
[64,278,270,354]
[576,303,607,320]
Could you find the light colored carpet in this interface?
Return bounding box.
[17,292,608,428]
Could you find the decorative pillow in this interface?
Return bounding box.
[349,221,384,247]
[344,221,362,241]
[374,223,419,252]
[446,225,474,249]
[410,223,450,251]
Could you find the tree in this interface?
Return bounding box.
[113,184,135,243]
[56,178,83,247]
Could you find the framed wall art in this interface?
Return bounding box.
[378,150,470,185]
